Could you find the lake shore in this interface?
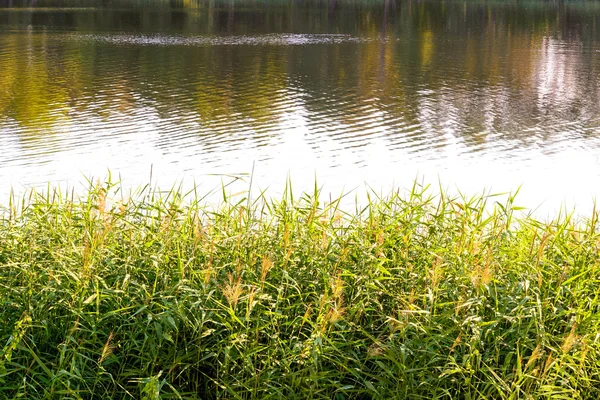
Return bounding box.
[1,182,599,399]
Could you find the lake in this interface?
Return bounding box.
[1,0,600,214]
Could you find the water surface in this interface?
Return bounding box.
[1,0,600,213]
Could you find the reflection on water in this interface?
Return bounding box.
[1,0,600,214]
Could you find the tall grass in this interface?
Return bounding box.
[1,181,600,399]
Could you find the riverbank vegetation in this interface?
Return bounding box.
[1,182,600,399]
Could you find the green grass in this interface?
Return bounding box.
[1,180,600,399]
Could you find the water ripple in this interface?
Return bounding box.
[73,33,373,47]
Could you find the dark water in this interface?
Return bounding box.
[1,0,600,213]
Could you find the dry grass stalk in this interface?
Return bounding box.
[260,256,273,283]
[450,332,462,353]
[525,344,541,371]
[223,272,243,308]
[561,324,579,354]
[99,332,115,364]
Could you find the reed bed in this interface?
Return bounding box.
[1,181,600,399]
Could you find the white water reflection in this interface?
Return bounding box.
[2,89,599,218]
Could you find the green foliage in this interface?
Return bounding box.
[1,181,600,399]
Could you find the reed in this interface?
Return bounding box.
[1,181,599,399]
